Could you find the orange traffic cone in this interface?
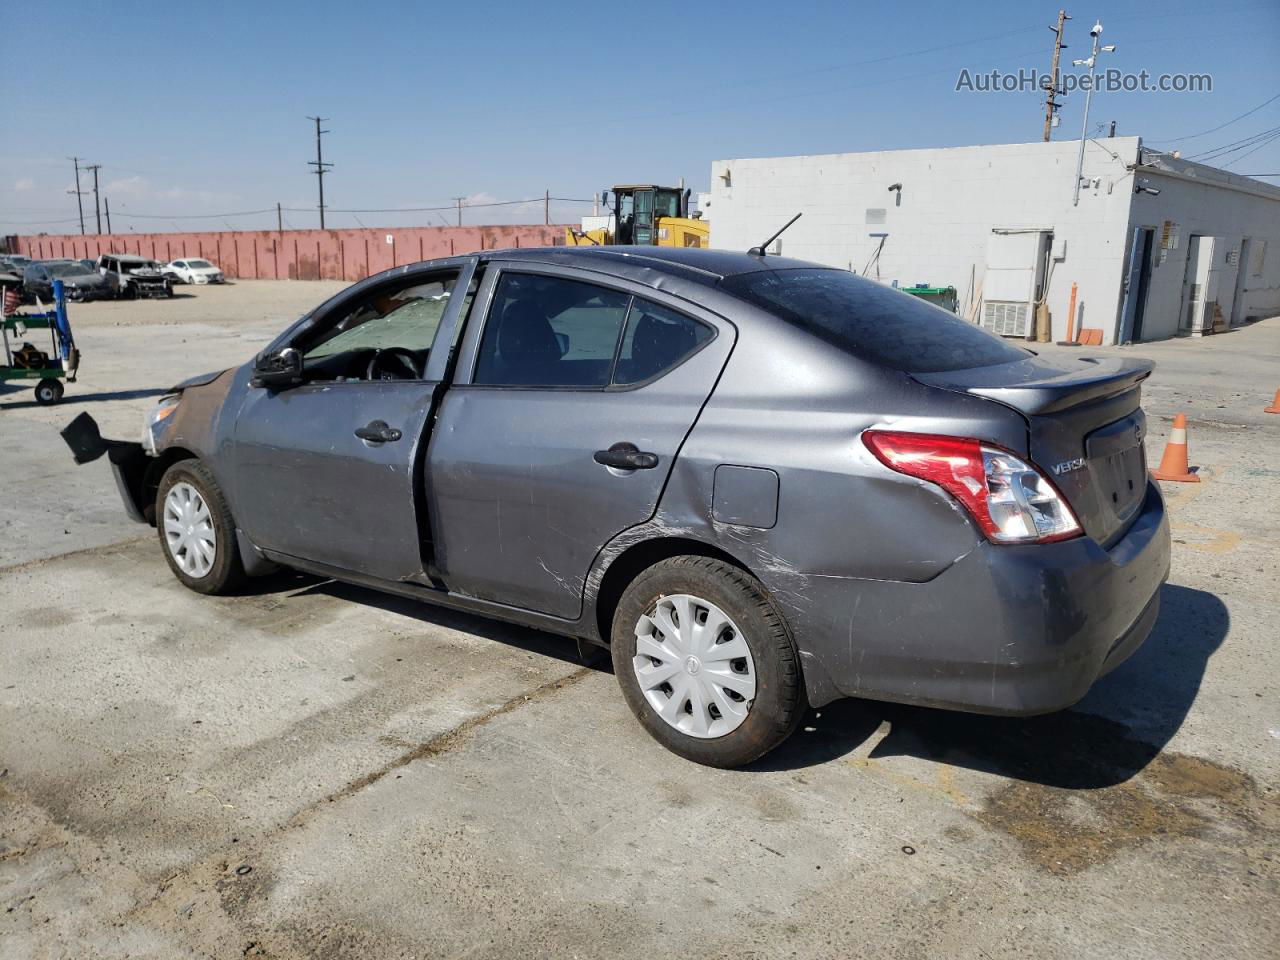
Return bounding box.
[1151,413,1199,483]
[1265,388,1280,414]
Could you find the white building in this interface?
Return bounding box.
[707,137,1280,344]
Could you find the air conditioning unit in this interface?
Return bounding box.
[982,300,1031,337]
[980,228,1052,339]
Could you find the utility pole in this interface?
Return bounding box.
[306,116,333,229]
[1071,21,1117,205]
[277,202,283,233]
[85,164,103,234]
[544,189,550,226]
[67,157,88,235]
[104,197,112,235]
[1043,9,1070,142]
[453,197,465,227]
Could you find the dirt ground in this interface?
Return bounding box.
[1,280,1277,959]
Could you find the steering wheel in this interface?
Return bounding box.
[366,347,421,381]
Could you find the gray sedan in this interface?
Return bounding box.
[65,247,1170,767]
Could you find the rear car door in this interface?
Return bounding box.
[230,260,475,581]
[427,263,733,619]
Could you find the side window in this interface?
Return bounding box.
[612,298,713,386]
[300,272,459,380]
[473,273,630,387]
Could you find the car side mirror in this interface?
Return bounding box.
[251,347,303,389]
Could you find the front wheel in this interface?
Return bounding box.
[156,460,244,595]
[611,556,804,768]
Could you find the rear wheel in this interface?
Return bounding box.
[611,556,804,767]
[34,379,64,404]
[156,460,244,595]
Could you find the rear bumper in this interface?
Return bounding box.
[787,480,1171,713]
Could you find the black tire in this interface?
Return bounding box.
[155,459,244,595]
[34,379,64,404]
[611,556,804,768]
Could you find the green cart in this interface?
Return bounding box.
[1,275,80,404]
[902,284,959,314]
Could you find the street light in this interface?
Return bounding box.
[1071,21,1117,206]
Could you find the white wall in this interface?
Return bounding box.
[1124,159,1280,341]
[709,139,1140,344]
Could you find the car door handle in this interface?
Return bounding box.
[594,442,659,470]
[354,420,402,443]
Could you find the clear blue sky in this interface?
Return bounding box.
[4,0,1278,234]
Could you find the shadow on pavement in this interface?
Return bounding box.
[240,569,612,673]
[231,568,1226,789]
[0,386,168,409]
[757,583,1228,786]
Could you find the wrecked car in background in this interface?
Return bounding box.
[63,247,1171,767]
[23,260,112,302]
[96,253,173,299]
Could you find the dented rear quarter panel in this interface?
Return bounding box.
[582,292,1033,706]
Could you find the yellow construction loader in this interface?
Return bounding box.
[565,184,709,248]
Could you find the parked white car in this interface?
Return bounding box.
[165,258,225,285]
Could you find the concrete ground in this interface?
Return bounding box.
[1,281,1277,959]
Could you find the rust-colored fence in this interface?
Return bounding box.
[11,225,572,282]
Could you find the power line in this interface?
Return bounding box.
[1223,130,1280,168]
[1146,91,1280,143]
[111,207,279,220]
[1186,124,1280,162]
[3,193,599,232]
[312,196,595,214]
[1,215,87,226]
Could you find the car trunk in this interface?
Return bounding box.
[912,355,1154,546]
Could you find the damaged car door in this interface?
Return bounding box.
[231,261,475,582]
[426,264,732,618]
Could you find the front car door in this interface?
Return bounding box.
[231,258,476,582]
[427,263,734,619]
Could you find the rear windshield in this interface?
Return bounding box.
[721,268,1029,372]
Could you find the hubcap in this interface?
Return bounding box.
[163,482,216,578]
[632,594,756,739]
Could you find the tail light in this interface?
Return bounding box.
[862,431,1082,544]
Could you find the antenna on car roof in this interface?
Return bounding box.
[748,212,802,257]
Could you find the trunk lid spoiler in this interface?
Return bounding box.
[910,355,1153,416]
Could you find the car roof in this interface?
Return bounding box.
[102,253,152,264]
[477,246,824,286]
